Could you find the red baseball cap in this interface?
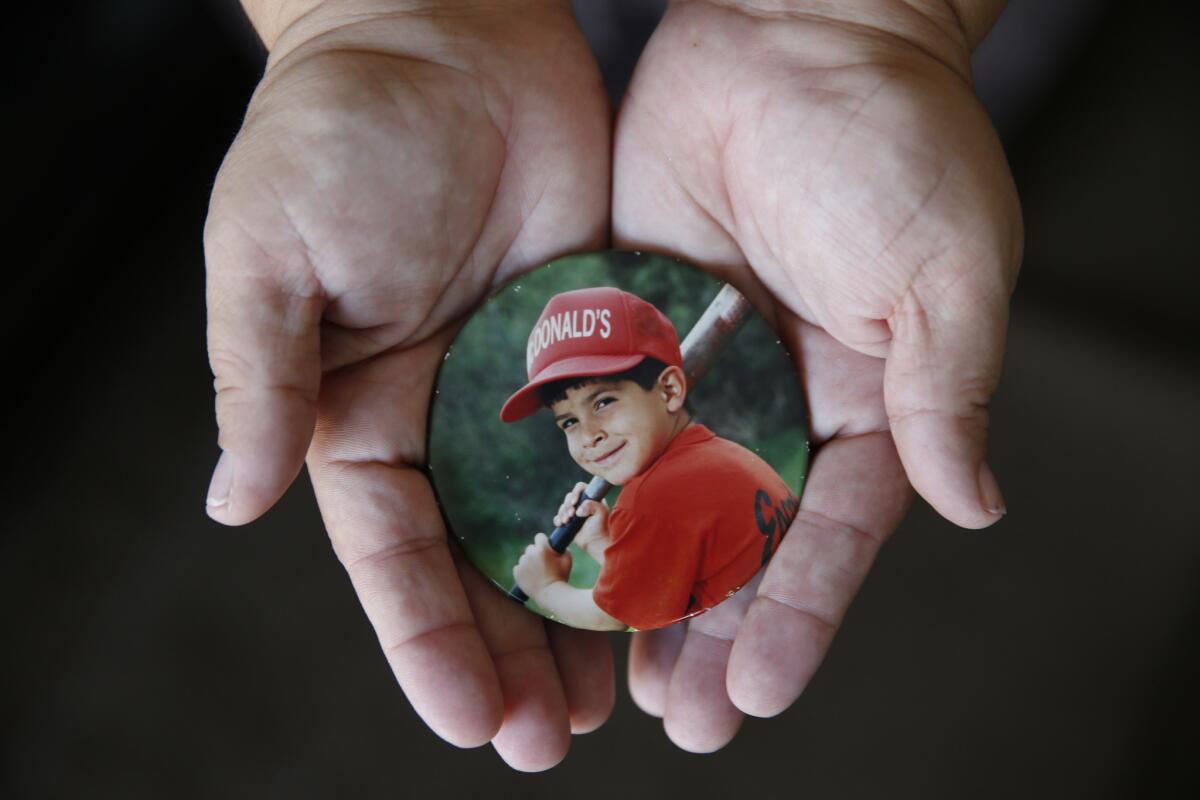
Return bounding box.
[499,287,682,422]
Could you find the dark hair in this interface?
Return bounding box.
[536,357,670,407]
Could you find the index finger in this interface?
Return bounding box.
[308,338,503,748]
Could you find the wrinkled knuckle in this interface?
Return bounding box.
[209,346,256,387]
[887,395,991,431]
[956,371,1000,406]
[213,373,318,412]
[338,534,445,574]
[797,508,883,546]
[756,593,839,635]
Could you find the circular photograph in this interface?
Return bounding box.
[429,251,809,631]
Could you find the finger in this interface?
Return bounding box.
[885,280,1010,528]
[627,623,687,717]
[546,623,615,734]
[660,572,760,753]
[727,431,911,717]
[203,214,324,525]
[321,462,503,747]
[307,342,503,749]
[662,630,742,752]
[459,564,571,772]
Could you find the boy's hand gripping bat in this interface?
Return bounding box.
[508,283,752,604]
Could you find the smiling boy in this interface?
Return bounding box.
[503,287,797,631]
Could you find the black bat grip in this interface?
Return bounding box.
[506,493,595,605]
[547,516,585,554]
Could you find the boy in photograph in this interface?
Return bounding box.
[505,287,798,631]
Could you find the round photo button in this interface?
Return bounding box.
[428,251,808,631]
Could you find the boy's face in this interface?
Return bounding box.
[551,369,686,485]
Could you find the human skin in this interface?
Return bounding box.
[205,0,613,772]
[552,367,690,486]
[612,0,1020,752]
[512,532,626,631]
[514,370,689,628]
[204,0,1020,769]
[554,481,612,565]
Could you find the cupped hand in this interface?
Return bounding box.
[204,1,613,770]
[612,0,1022,751]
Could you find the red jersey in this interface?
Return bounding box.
[592,424,798,630]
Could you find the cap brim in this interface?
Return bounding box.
[499,353,647,423]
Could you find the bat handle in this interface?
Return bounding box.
[507,480,609,605]
[547,516,585,554]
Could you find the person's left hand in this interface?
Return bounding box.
[203,0,614,770]
[611,0,1021,751]
[514,533,574,596]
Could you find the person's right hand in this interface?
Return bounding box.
[553,482,610,561]
[203,0,612,771]
[610,0,1021,752]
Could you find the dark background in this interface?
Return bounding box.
[4,0,1198,796]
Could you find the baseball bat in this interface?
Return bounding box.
[508,283,752,605]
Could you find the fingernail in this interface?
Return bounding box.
[206,451,234,513]
[977,460,1006,516]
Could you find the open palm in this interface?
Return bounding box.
[612,0,1022,751]
[204,7,612,770]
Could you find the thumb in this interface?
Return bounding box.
[203,213,323,526]
[884,282,1009,529]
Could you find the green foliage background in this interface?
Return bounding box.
[429,252,809,608]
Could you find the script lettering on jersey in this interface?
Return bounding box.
[754,489,799,565]
[527,308,614,370]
